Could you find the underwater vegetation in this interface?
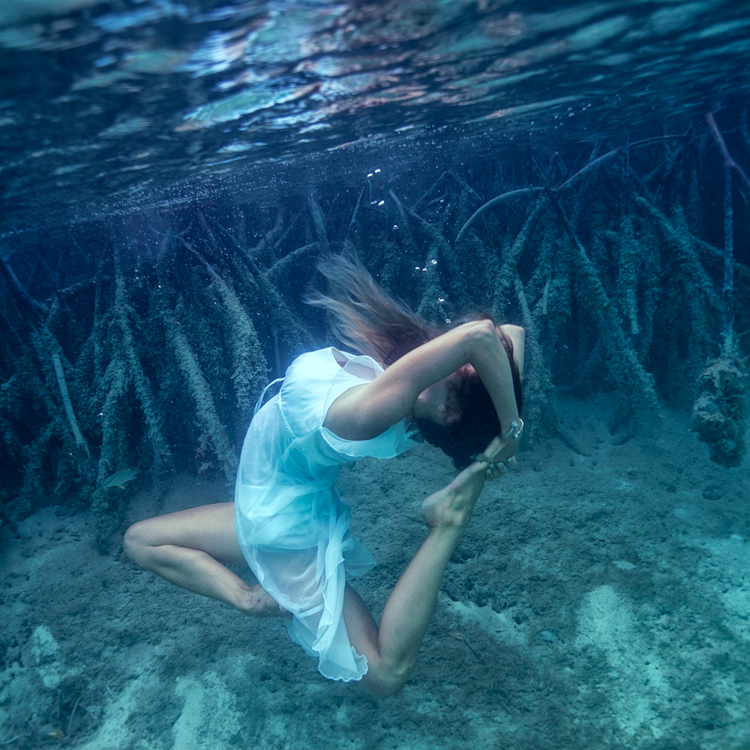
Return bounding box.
[0,112,747,547]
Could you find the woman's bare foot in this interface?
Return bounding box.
[421,461,487,531]
[239,584,291,618]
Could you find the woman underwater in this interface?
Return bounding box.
[124,256,524,696]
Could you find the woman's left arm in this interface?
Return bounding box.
[325,320,521,445]
[476,324,525,467]
[499,324,525,381]
[468,325,521,442]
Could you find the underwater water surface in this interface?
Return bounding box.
[1,1,749,749]
[0,0,748,235]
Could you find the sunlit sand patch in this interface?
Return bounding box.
[77,670,151,750]
[699,535,750,642]
[173,673,242,750]
[575,585,672,739]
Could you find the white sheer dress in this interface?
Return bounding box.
[234,347,419,682]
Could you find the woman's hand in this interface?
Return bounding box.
[473,435,519,479]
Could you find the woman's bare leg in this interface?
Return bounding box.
[123,503,287,618]
[342,461,487,696]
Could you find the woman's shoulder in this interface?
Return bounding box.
[288,347,383,382]
[282,348,341,397]
[290,347,337,368]
[279,347,387,437]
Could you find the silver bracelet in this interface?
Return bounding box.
[502,419,524,441]
[469,419,524,464]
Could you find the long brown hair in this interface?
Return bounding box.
[306,254,439,366]
[308,255,523,468]
[415,311,523,469]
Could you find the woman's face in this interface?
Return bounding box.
[413,376,462,426]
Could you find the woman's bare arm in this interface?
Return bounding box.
[499,324,525,380]
[325,320,520,443]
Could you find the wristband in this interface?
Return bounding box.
[502,419,524,441]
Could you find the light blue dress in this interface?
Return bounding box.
[234,347,419,681]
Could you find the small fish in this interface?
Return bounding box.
[101,468,139,489]
[47,729,65,739]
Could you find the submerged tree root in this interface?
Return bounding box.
[0,115,747,533]
[692,341,748,467]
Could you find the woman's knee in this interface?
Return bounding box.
[363,659,415,697]
[122,520,154,567]
[366,676,405,697]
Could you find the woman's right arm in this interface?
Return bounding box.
[325,320,520,444]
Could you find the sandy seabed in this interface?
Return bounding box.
[1,396,748,750]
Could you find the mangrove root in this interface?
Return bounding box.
[692,342,747,468]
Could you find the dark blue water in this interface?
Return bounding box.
[1,0,748,237]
